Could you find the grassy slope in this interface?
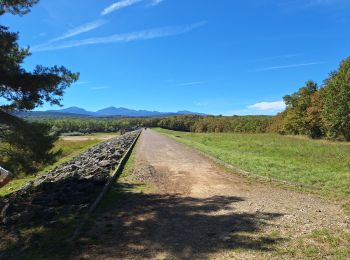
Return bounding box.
[0,137,103,197]
[154,128,350,202]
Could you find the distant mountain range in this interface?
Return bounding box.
[16,106,206,118]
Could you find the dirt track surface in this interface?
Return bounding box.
[77,129,349,259]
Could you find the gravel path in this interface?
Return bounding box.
[78,129,349,259]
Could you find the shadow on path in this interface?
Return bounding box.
[76,183,284,259]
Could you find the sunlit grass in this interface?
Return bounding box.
[274,228,350,259]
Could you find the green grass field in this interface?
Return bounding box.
[0,134,115,197]
[155,128,350,205]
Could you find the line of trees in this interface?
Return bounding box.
[157,115,273,133]
[38,117,161,134]
[32,115,273,135]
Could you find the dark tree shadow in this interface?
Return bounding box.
[74,183,284,259]
[0,181,284,259]
[0,175,107,259]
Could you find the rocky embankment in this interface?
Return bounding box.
[0,131,139,230]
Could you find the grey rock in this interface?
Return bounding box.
[99,160,112,167]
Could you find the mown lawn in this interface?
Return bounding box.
[0,135,107,197]
[155,128,350,204]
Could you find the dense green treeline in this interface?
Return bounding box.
[32,117,161,134]
[273,57,350,140]
[158,115,273,133]
[31,115,273,135]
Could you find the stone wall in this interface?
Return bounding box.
[0,131,139,229]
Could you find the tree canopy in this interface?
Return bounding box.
[0,0,78,175]
[0,0,79,119]
[274,56,350,140]
[0,0,39,16]
[321,57,350,140]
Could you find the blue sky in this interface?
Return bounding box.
[1,0,349,115]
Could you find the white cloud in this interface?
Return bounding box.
[101,0,142,15]
[248,101,286,111]
[254,62,324,71]
[51,20,107,42]
[32,21,207,52]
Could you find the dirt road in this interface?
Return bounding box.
[77,129,349,259]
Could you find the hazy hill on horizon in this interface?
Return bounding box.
[16,106,207,118]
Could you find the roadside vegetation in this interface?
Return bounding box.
[155,128,350,206]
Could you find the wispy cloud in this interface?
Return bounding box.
[248,101,286,111]
[254,62,325,71]
[101,0,165,15]
[101,0,142,15]
[150,0,165,6]
[51,20,107,42]
[32,20,106,51]
[90,86,110,90]
[177,81,204,87]
[32,21,207,52]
